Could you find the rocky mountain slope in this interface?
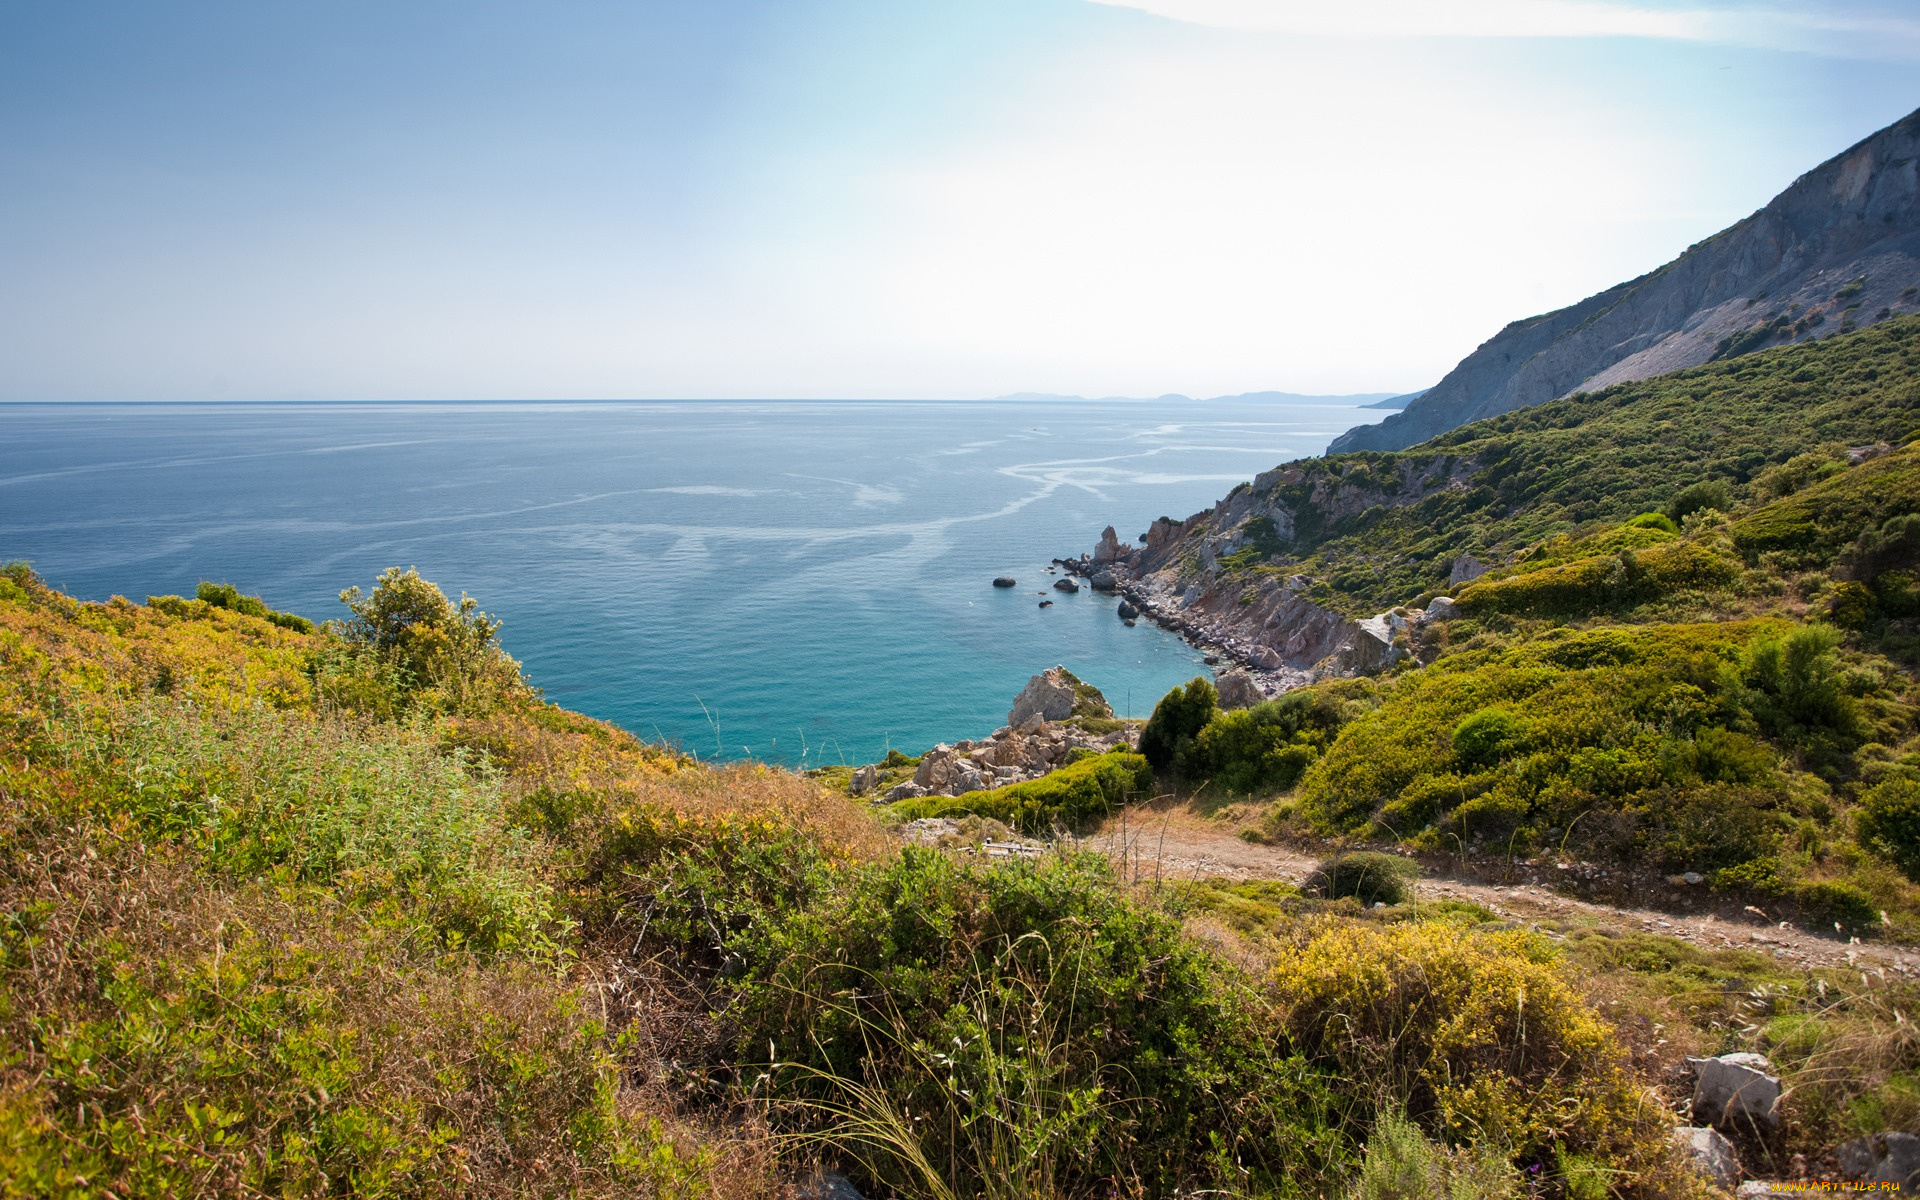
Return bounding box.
[1333,107,1920,453]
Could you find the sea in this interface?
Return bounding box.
[0,399,1384,766]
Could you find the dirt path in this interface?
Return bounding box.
[1081,807,1920,978]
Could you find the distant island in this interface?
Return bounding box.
[986,389,1405,405]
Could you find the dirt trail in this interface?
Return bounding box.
[1081,807,1920,978]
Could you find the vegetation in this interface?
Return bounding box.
[9,317,1920,1197]
[885,749,1154,832]
[0,565,1720,1197]
[1210,315,1920,614]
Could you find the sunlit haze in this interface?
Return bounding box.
[1,0,1914,401]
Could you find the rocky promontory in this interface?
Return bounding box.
[1060,510,1454,698]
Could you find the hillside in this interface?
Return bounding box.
[1333,107,1920,453]
[4,487,1918,1193]
[1075,315,1920,681]
[0,563,1746,1198]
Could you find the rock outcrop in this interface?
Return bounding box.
[1059,483,1443,693]
[875,669,1129,802]
[1333,108,1920,453]
[1690,1052,1782,1132]
[1008,667,1079,727]
[1214,669,1265,711]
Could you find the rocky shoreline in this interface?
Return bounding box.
[1056,523,1456,702]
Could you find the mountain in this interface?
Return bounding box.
[1332,107,1920,453]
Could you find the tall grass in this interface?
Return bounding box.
[50,693,556,953]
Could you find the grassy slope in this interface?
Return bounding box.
[1243,315,1920,614]
[0,567,1741,1199]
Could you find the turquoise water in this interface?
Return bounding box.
[0,399,1379,764]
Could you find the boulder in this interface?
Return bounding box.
[1215,669,1264,711]
[1424,596,1457,621]
[884,781,927,802]
[1052,577,1079,593]
[1690,1052,1782,1131]
[1018,712,1047,735]
[1038,600,1053,608]
[849,764,878,795]
[1116,599,1140,621]
[792,1168,869,1200]
[1836,1131,1920,1189]
[1009,667,1078,728]
[1089,569,1118,592]
[992,576,1017,588]
[1671,1126,1740,1188]
[1092,525,1126,565]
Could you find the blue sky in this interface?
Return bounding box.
[0,0,1915,401]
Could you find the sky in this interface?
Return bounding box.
[0,0,1916,402]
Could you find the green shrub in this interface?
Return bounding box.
[734,849,1340,1197]
[1319,851,1421,906]
[1453,537,1740,620]
[1797,880,1879,930]
[1349,1112,1517,1200]
[1293,620,1878,866]
[1730,447,1920,567]
[887,751,1153,832]
[1666,479,1734,523]
[197,580,316,633]
[1625,512,1680,534]
[1178,687,1347,795]
[1858,777,1920,881]
[328,567,527,715]
[1138,677,1217,770]
[1736,624,1864,774]
[1451,706,1521,768]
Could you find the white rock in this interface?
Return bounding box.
[1424,596,1457,621]
[1690,1053,1781,1131]
[1672,1126,1740,1188]
[1009,667,1079,727]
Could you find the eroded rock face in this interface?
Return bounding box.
[1092,525,1129,565]
[1690,1053,1782,1132]
[1009,667,1078,727]
[1333,109,1920,453]
[1672,1126,1740,1188]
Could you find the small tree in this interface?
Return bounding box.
[328,567,525,713]
[1138,677,1217,771]
[1858,777,1920,882]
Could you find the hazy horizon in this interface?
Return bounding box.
[3,1,1916,403]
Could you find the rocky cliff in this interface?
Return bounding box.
[1332,107,1920,453]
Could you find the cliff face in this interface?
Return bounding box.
[1332,108,1920,453]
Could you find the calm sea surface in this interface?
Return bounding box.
[0,400,1381,765]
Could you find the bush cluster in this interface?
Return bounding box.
[886,749,1153,832]
[1296,621,1897,877]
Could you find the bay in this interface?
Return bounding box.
[0,398,1380,765]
